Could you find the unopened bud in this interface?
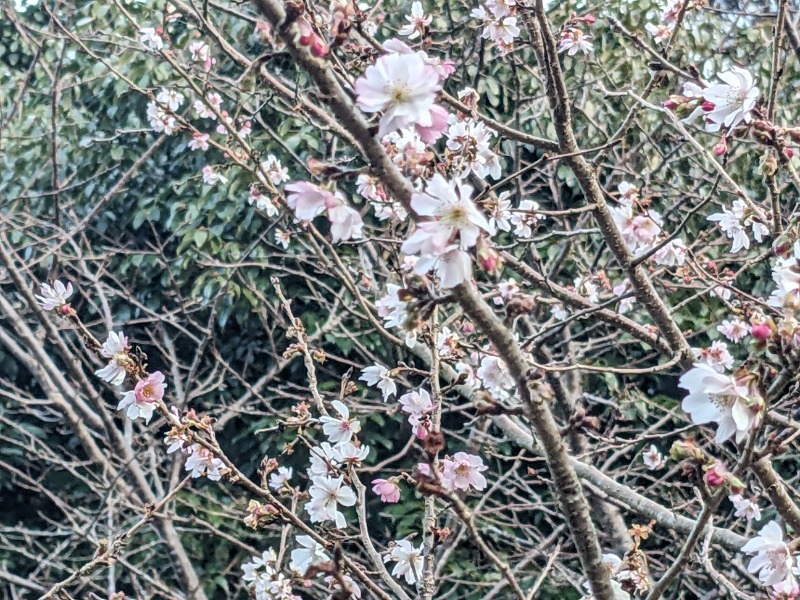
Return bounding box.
[310,34,329,57]
[751,322,772,341]
[761,151,779,176]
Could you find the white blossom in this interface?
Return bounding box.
[319,400,361,444]
[306,475,356,529]
[384,539,424,585]
[35,280,73,311]
[359,364,397,401]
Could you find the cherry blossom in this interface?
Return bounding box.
[701,67,759,133]
[139,27,164,51]
[275,229,291,249]
[691,340,734,373]
[398,388,433,418]
[306,475,356,528]
[359,364,397,401]
[319,400,361,444]
[411,245,473,289]
[248,188,280,217]
[729,494,761,521]
[324,574,361,598]
[193,93,222,119]
[95,331,130,386]
[242,549,298,600]
[259,155,289,186]
[146,101,177,135]
[558,28,594,55]
[742,521,794,586]
[289,535,329,575]
[326,201,364,243]
[36,280,73,312]
[717,318,750,342]
[404,174,493,253]
[285,181,331,221]
[268,466,293,490]
[332,441,370,465]
[187,132,210,151]
[652,239,687,267]
[678,362,759,443]
[645,22,674,44]
[477,355,514,399]
[613,280,635,315]
[354,51,441,137]
[309,442,341,477]
[202,165,227,185]
[155,88,183,111]
[472,5,520,45]
[372,478,401,503]
[185,444,227,480]
[441,452,488,492]
[708,200,768,253]
[384,539,424,585]
[642,445,664,470]
[510,200,544,238]
[117,370,166,424]
[769,242,800,310]
[398,1,431,39]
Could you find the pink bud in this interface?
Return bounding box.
[582,14,596,24]
[59,304,72,315]
[310,34,329,57]
[663,99,679,110]
[785,147,795,159]
[751,322,772,341]
[701,100,716,112]
[704,462,727,488]
[713,139,728,156]
[461,321,475,335]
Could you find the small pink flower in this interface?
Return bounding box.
[135,371,166,404]
[117,371,166,424]
[371,478,401,503]
[441,452,488,492]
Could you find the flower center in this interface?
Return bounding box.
[709,393,735,410]
[454,463,470,476]
[390,84,411,103]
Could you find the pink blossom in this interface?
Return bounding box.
[371,478,401,503]
[441,452,488,492]
[117,371,166,424]
[285,181,332,221]
[188,132,210,151]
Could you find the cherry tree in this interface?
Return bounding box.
[2,0,800,598]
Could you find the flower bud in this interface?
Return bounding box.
[701,100,716,112]
[751,322,772,341]
[713,138,727,156]
[704,460,728,488]
[310,34,329,57]
[761,150,779,176]
[476,245,502,274]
